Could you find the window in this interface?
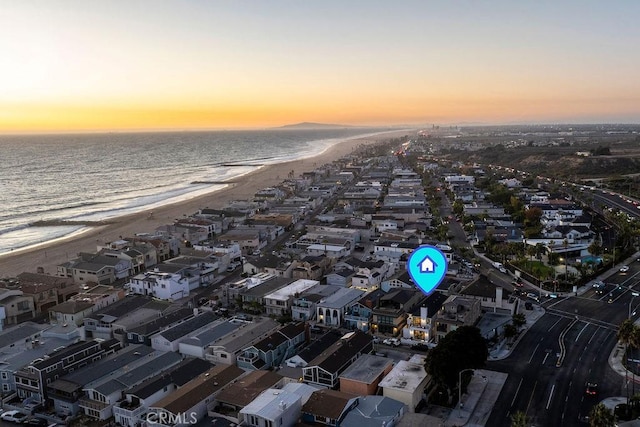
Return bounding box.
[2,384,9,392]
[0,372,6,380]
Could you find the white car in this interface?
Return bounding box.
[620,265,630,273]
[383,338,401,347]
[1,410,28,423]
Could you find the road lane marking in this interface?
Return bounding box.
[528,343,540,364]
[511,378,524,408]
[575,323,589,342]
[546,384,555,409]
[548,318,562,332]
[525,381,538,416]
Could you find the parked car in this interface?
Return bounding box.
[383,338,401,347]
[24,418,47,427]
[1,410,28,423]
[411,343,431,352]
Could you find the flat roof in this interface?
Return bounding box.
[378,356,428,392]
[339,354,393,384]
[264,280,319,301]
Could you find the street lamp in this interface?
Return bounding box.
[458,368,475,413]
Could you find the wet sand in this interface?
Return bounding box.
[0,130,412,278]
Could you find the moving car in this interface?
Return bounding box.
[1,410,28,423]
[620,265,630,273]
[585,382,598,396]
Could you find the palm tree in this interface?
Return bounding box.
[618,319,636,403]
[588,403,614,427]
[510,410,529,427]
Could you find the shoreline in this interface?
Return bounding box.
[0,129,413,278]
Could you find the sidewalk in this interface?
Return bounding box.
[444,369,508,427]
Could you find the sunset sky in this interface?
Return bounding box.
[2,0,640,132]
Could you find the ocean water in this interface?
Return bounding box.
[0,128,386,255]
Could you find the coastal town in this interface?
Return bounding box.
[1,129,640,427]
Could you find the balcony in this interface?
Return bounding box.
[79,397,109,410]
[114,400,145,418]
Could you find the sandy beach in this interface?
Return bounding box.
[0,130,412,278]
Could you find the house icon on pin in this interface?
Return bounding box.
[419,256,437,273]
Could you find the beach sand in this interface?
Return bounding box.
[0,130,412,278]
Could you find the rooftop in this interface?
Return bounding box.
[378,356,428,392]
[155,311,217,342]
[339,353,394,384]
[151,365,244,415]
[214,370,283,407]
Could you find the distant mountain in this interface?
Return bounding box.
[276,122,353,130]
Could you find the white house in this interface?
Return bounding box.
[128,270,189,301]
[379,354,430,413]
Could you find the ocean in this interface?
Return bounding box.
[0,128,387,256]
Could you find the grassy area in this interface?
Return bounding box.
[512,259,556,280]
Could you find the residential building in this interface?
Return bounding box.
[14,338,121,403]
[338,354,394,396]
[316,287,365,327]
[0,288,36,327]
[238,382,318,427]
[178,319,242,359]
[150,311,218,352]
[84,295,168,340]
[341,395,407,427]
[237,322,306,370]
[379,355,430,413]
[126,308,194,346]
[147,365,244,427]
[343,289,385,332]
[204,318,280,366]
[214,370,284,415]
[263,279,319,317]
[402,292,448,342]
[302,330,373,389]
[291,285,341,322]
[300,389,358,426]
[127,269,190,301]
[433,295,482,342]
[371,289,424,336]
[113,358,213,427]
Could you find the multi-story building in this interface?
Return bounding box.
[14,338,121,403]
[127,269,189,301]
[371,289,424,336]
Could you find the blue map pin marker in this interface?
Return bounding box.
[407,245,448,296]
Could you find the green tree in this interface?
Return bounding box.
[510,411,529,427]
[512,313,526,329]
[424,326,488,404]
[588,403,614,427]
[618,319,636,403]
[588,238,604,257]
[504,324,518,341]
[452,199,465,217]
